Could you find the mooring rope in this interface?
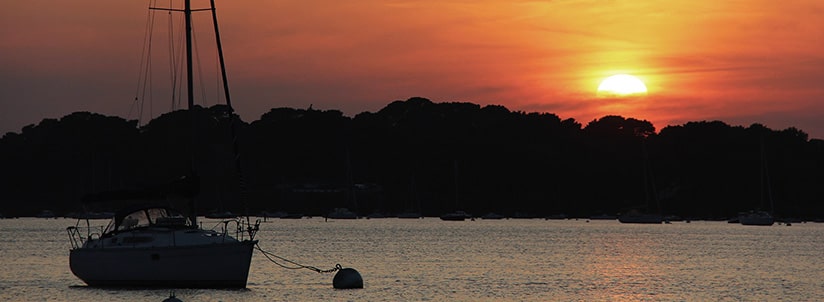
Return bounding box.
[255,244,341,274]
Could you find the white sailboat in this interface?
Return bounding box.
[67,0,259,288]
[68,196,257,287]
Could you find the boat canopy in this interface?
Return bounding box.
[103,204,191,235]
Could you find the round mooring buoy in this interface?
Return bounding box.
[333,267,364,289]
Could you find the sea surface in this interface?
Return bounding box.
[1,217,822,301]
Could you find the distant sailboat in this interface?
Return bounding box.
[739,210,774,226]
[398,176,422,219]
[326,146,360,220]
[619,137,663,224]
[739,139,775,226]
[36,210,56,218]
[441,160,471,221]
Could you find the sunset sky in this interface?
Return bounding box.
[2,0,823,138]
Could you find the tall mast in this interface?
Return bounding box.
[209,0,247,221]
[210,0,232,108]
[184,0,198,227]
[149,1,239,225]
[185,0,194,110]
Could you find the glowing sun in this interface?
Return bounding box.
[597,74,648,96]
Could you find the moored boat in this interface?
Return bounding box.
[66,0,259,288]
[739,139,776,226]
[481,212,505,220]
[68,202,256,288]
[618,210,663,224]
[440,210,471,221]
[327,208,358,219]
[738,210,774,226]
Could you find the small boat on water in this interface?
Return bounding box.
[481,212,505,220]
[366,212,387,219]
[36,210,56,218]
[589,213,617,220]
[618,209,663,224]
[440,210,471,221]
[327,208,358,219]
[739,210,774,226]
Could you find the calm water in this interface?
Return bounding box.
[1,217,823,301]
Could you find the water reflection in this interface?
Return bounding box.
[582,227,666,301]
[2,218,823,301]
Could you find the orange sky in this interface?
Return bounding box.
[2,0,823,138]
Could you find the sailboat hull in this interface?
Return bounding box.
[739,218,774,226]
[618,213,663,224]
[69,240,256,288]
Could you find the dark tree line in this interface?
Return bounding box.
[1,97,823,219]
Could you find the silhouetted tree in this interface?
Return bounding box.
[2,98,824,220]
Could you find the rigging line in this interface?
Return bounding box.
[131,0,157,126]
[167,0,177,112]
[171,14,186,111]
[129,0,146,123]
[191,17,209,107]
[144,1,159,125]
[170,0,187,112]
[178,13,187,110]
[214,46,221,104]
